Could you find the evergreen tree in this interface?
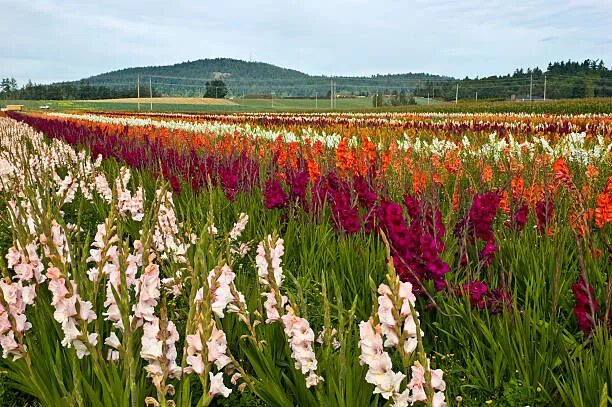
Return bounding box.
[0,78,10,98]
[204,79,228,98]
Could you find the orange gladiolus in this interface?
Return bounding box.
[553,157,571,184]
[432,173,443,186]
[381,148,391,174]
[511,176,525,199]
[307,158,321,180]
[586,164,599,180]
[499,191,510,214]
[444,151,461,174]
[594,180,612,228]
[452,189,460,211]
[313,140,324,156]
[412,171,427,195]
[569,209,593,238]
[481,165,493,184]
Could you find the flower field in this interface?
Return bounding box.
[0,109,611,406]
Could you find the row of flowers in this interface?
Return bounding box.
[46,112,612,161]
[91,110,612,139]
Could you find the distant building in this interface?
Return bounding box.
[212,72,231,79]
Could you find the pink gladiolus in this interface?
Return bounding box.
[207,264,236,318]
[229,213,249,240]
[0,280,35,360]
[208,372,232,398]
[140,317,182,382]
[207,325,232,370]
[359,319,405,400]
[46,275,97,358]
[6,242,45,284]
[185,330,205,375]
[262,291,287,323]
[281,307,322,387]
[256,235,285,287]
[133,263,161,323]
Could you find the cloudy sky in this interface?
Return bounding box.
[1,0,611,84]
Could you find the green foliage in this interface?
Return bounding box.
[0,79,162,101]
[204,80,228,99]
[414,59,612,100]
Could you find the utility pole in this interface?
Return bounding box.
[271,91,274,108]
[529,73,533,101]
[333,80,337,109]
[334,81,337,108]
[315,91,318,109]
[427,92,430,104]
[137,75,141,111]
[543,75,547,100]
[149,76,153,111]
[455,83,459,104]
[330,78,333,109]
[475,91,478,101]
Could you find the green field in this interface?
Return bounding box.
[2,97,612,114]
[0,96,437,113]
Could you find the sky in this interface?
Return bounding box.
[1,0,611,84]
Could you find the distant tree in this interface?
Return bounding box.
[1,78,18,99]
[204,79,228,98]
[584,79,594,98]
[399,90,408,105]
[1,78,10,98]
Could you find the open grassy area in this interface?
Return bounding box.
[0,96,437,113]
[82,97,237,105]
[2,97,612,114]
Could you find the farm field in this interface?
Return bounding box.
[3,97,612,114]
[2,96,393,112]
[82,97,238,105]
[0,109,611,407]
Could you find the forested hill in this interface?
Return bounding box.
[86,58,310,85]
[80,58,449,97]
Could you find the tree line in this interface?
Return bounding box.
[1,79,161,100]
[413,59,612,101]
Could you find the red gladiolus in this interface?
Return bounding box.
[264,179,289,209]
[572,278,598,336]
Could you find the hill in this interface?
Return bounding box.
[80,58,449,97]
